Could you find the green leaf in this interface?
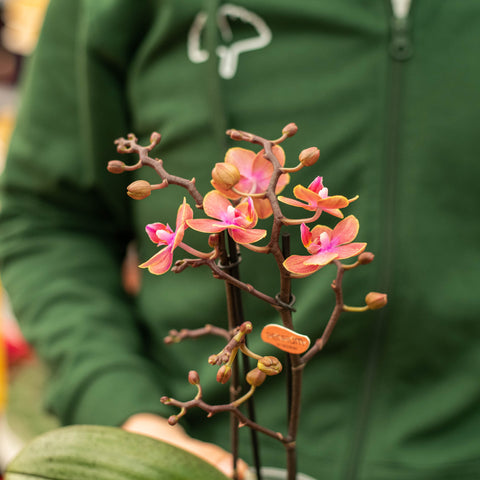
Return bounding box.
[5,425,230,480]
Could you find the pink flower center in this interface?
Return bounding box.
[223,205,238,225]
[156,228,175,245]
[308,231,336,254]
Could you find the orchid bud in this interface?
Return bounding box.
[208,354,219,365]
[127,180,152,200]
[216,365,232,384]
[188,370,200,385]
[150,131,161,144]
[246,368,267,387]
[299,147,320,167]
[227,129,243,141]
[257,356,283,376]
[212,162,241,190]
[282,123,298,137]
[167,415,179,426]
[365,292,388,310]
[208,234,220,248]
[116,144,129,154]
[107,160,126,174]
[239,322,253,334]
[358,252,375,265]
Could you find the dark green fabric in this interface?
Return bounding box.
[1,1,479,478]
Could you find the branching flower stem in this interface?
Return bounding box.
[115,134,204,208]
[161,394,286,444]
[164,325,231,344]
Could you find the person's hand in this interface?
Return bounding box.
[122,413,250,479]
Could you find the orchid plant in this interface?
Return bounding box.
[107,124,387,480]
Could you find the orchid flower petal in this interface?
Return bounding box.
[334,242,367,260]
[322,208,344,219]
[292,184,320,205]
[203,190,233,220]
[308,176,324,193]
[225,147,256,176]
[253,197,274,219]
[304,251,338,266]
[278,196,313,210]
[145,223,171,244]
[283,255,322,276]
[229,226,267,244]
[251,151,274,191]
[235,197,258,227]
[332,215,360,245]
[316,195,349,210]
[186,218,226,234]
[175,199,194,230]
[139,247,173,275]
[300,223,312,248]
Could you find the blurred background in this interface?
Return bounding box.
[0,0,58,473]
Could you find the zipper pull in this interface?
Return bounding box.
[389,15,413,61]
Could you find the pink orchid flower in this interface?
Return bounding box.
[283,215,366,276]
[278,176,350,218]
[139,198,193,275]
[212,146,290,219]
[187,190,267,244]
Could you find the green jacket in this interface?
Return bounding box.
[1,1,479,478]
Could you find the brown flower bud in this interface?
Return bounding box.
[188,370,200,385]
[208,234,220,248]
[212,162,241,190]
[127,180,152,200]
[227,129,244,141]
[358,252,375,265]
[216,365,232,384]
[239,322,253,334]
[107,160,126,174]
[167,415,179,426]
[257,356,283,376]
[282,123,298,137]
[208,354,219,365]
[246,368,267,387]
[299,147,320,167]
[365,292,388,310]
[150,131,162,144]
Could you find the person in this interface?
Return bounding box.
[1,1,480,479]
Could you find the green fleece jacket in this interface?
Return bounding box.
[1,1,480,478]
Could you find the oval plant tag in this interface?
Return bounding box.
[261,324,310,354]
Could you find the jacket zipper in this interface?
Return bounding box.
[343,2,413,479]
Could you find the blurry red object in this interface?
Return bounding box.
[2,320,33,367]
